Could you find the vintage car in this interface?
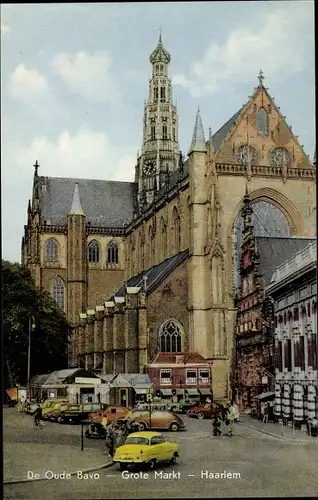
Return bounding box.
[187,402,224,420]
[88,405,131,424]
[41,399,69,416]
[166,399,200,415]
[57,403,107,424]
[44,403,71,421]
[113,431,179,470]
[130,410,185,431]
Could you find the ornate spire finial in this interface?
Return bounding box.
[159,27,162,43]
[188,107,207,155]
[69,182,85,216]
[258,69,264,86]
[33,160,39,176]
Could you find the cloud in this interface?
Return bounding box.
[8,64,49,100]
[6,64,59,119]
[10,129,136,182]
[172,2,314,97]
[51,51,120,104]
[1,21,11,36]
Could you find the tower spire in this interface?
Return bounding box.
[188,107,207,155]
[69,182,85,216]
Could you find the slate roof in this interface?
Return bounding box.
[211,108,243,151]
[38,176,136,227]
[109,249,189,299]
[121,374,152,387]
[151,353,208,364]
[30,368,97,386]
[256,236,316,286]
[100,374,117,383]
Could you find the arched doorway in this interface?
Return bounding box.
[233,199,292,289]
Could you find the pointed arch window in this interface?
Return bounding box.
[162,125,168,139]
[154,87,159,101]
[160,86,166,101]
[159,319,183,353]
[151,125,156,139]
[256,107,268,136]
[46,238,58,261]
[107,241,119,264]
[88,240,100,263]
[52,277,65,310]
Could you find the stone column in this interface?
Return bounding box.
[113,297,126,373]
[138,291,148,372]
[103,302,114,374]
[125,287,140,373]
[94,305,104,370]
[85,310,95,370]
[78,314,87,368]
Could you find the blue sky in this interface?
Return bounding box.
[1,1,315,262]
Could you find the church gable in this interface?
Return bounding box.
[212,74,312,170]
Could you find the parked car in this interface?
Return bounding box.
[130,410,185,431]
[44,403,71,421]
[58,403,107,424]
[187,402,224,420]
[113,431,179,471]
[166,399,200,415]
[88,405,131,424]
[41,399,69,416]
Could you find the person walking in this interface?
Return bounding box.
[33,405,43,429]
[262,403,269,423]
[212,414,222,436]
[105,426,115,457]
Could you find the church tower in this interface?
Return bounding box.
[136,34,180,209]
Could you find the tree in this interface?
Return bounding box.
[2,260,71,387]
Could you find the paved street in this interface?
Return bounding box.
[4,408,318,499]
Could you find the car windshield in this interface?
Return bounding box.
[125,437,149,446]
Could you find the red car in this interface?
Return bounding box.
[187,402,224,420]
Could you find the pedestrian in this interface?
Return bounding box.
[33,404,43,428]
[105,426,115,457]
[212,415,222,436]
[231,401,240,422]
[262,403,269,423]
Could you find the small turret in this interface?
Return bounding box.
[188,107,207,155]
[69,183,85,216]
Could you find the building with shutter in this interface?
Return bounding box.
[266,241,317,426]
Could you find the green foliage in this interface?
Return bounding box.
[2,260,71,386]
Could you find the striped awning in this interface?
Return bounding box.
[134,388,148,394]
[185,388,199,396]
[161,389,173,396]
[256,392,275,400]
[199,388,212,395]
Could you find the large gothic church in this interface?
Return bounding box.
[22,37,316,401]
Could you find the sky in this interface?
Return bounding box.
[1,1,315,263]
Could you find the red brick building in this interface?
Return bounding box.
[147,352,212,401]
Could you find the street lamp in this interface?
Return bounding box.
[27,316,36,399]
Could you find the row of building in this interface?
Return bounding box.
[233,188,317,425]
[27,352,213,406]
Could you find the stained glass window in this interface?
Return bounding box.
[46,238,58,261]
[256,107,268,136]
[159,319,183,352]
[52,277,65,310]
[107,241,118,264]
[88,240,100,262]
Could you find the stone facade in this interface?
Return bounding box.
[266,241,317,425]
[22,40,316,402]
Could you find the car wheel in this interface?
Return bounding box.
[138,422,147,431]
[169,422,179,432]
[119,463,128,471]
[170,455,177,465]
[57,416,64,424]
[197,412,205,419]
[148,459,156,470]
